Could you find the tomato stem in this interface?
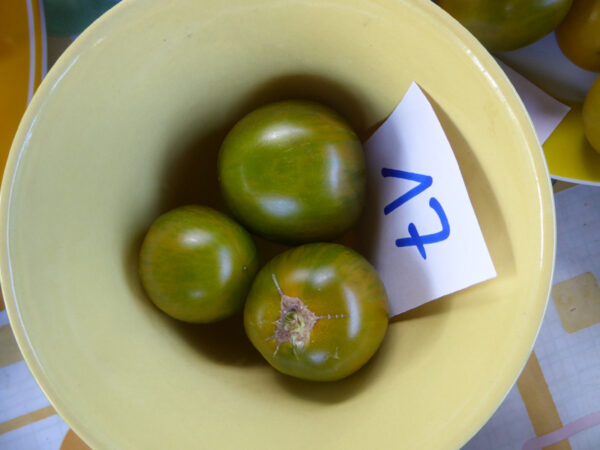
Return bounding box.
[269,274,345,358]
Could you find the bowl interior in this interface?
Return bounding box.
[1,0,554,448]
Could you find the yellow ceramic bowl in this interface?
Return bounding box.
[1,0,555,448]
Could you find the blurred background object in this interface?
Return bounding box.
[436,0,573,52]
[43,0,120,36]
[0,0,46,180]
[555,0,600,73]
[583,76,600,154]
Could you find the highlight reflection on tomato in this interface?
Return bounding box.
[437,0,573,52]
[244,243,389,381]
[218,101,366,244]
[556,0,600,72]
[139,206,259,323]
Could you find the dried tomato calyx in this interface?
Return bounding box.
[269,274,344,356]
[270,274,319,353]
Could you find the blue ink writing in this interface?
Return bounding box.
[381,168,450,259]
[381,168,432,215]
[395,197,450,259]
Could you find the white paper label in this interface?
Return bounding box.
[364,82,496,317]
[498,59,570,144]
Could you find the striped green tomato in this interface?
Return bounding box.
[139,206,259,323]
[244,243,389,381]
[218,101,366,244]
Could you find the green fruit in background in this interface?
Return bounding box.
[139,205,259,323]
[218,101,366,244]
[437,0,573,52]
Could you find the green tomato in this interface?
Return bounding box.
[139,206,259,323]
[583,76,600,154]
[218,101,366,244]
[437,0,574,52]
[244,243,389,381]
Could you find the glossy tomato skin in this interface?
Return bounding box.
[139,206,259,323]
[556,0,600,72]
[218,101,366,244]
[437,0,573,52]
[244,243,389,381]
[583,76,600,153]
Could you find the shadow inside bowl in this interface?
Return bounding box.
[167,313,264,367]
[424,92,517,280]
[156,126,229,216]
[232,73,374,141]
[390,293,453,323]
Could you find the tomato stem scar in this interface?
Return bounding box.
[268,274,344,358]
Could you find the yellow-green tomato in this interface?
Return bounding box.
[437,0,573,52]
[583,76,600,154]
[244,243,389,381]
[218,101,366,244]
[556,0,600,72]
[139,206,259,323]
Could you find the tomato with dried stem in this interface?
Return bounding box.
[244,243,389,382]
